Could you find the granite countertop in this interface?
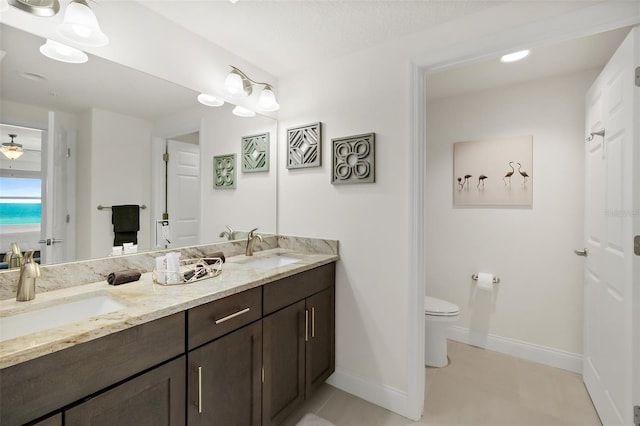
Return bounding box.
[0,248,338,369]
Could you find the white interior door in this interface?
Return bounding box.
[582,29,637,426]
[167,138,200,248]
[40,112,76,264]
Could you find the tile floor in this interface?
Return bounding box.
[284,341,602,426]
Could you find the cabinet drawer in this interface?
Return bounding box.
[1,313,185,426]
[263,263,335,315]
[188,286,262,349]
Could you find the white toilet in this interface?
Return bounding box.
[424,296,460,367]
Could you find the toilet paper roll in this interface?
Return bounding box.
[476,272,494,291]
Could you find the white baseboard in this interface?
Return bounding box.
[448,326,583,374]
[326,367,412,419]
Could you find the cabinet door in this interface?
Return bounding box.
[188,320,262,426]
[305,286,335,398]
[65,356,185,426]
[262,300,306,426]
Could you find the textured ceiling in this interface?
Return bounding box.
[137,0,504,77]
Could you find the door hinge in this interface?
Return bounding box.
[67,147,71,158]
[163,152,169,162]
[635,67,640,87]
[634,405,640,426]
[66,214,70,224]
[635,235,640,256]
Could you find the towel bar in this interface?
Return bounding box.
[97,204,147,210]
[471,274,500,284]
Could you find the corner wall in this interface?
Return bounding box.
[425,69,600,363]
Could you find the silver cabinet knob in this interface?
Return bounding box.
[574,248,588,257]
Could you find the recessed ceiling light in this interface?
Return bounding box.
[500,49,530,63]
[20,72,47,82]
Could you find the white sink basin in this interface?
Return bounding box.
[240,254,300,270]
[0,293,127,342]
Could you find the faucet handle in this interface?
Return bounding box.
[248,227,259,238]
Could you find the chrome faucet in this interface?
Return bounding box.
[219,225,235,241]
[245,228,263,256]
[16,250,40,302]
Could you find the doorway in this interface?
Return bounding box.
[418,20,636,422]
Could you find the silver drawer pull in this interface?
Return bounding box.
[215,307,250,324]
[305,309,309,342]
[311,307,316,338]
[197,366,203,414]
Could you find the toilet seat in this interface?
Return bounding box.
[425,296,459,317]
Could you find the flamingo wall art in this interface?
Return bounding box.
[453,135,532,207]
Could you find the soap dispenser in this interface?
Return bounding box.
[16,250,40,302]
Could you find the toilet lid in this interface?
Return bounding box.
[425,296,459,316]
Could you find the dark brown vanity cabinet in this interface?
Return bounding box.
[262,263,336,426]
[187,287,263,426]
[65,356,186,426]
[1,261,336,426]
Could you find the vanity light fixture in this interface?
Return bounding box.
[232,106,256,118]
[40,39,88,64]
[224,65,280,111]
[57,0,109,47]
[7,0,59,16]
[1,134,24,160]
[197,93,224,107]
[500,49,530,63]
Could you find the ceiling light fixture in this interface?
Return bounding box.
[500,49,530,63]
[1,134,24,160]
[40,39,88,63]
[197,93,224,107]
[232,106,255,118]
[57,0,109,47]
[224,65,280,111]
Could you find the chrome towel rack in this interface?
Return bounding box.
[97,204,147,210]
[471,274,500,284]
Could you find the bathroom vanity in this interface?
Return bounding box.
[0,239,338,426]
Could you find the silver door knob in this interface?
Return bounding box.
[574,248,588,257]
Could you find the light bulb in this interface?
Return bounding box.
[225,71,247,97]
[258,86,280,112]
[57,0,109,47]
[197,93,224,107]
[232,106,255,117]
[40,39,88,63]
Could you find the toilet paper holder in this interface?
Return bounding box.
[471,273,500,284]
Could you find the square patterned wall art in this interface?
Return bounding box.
[332,133,375,185]
[287,122,322,169]
[453,135,532,207]
[213,154,236,189]
[242,133,270,173]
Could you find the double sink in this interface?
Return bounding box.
[0,253,300,344]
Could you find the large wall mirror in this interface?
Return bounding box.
[0,23,277,267]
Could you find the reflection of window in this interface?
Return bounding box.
[0,177,42,225]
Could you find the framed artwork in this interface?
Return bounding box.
[287,122,321,169]
[214,154,236,189]
[453,135,532,207]
[331,133,375,185]
[242,133,270,172]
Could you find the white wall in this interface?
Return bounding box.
[278,47,411,400]
[150,104,278,244]
[426,69,599,356]
[84,108,152,259]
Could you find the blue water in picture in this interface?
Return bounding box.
[0,203,42,225]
